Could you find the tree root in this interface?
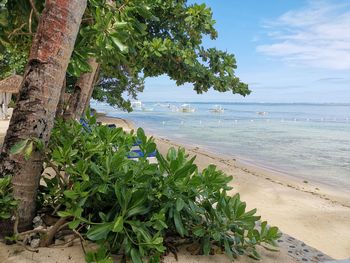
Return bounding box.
[40,217,67,247]
[15,240,39,253]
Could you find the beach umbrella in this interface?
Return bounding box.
[0,75,23,119]
[0,75,22,93]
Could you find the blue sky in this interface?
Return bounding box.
[138,0,350,103]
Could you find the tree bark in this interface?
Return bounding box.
[64,58,99,120]
[55,77,67,118]
[84,63,100,112]
[0,0,86,234]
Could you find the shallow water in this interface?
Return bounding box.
[92,101,350,191]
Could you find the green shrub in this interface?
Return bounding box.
[0,175,18,220]
[36,115,281,262]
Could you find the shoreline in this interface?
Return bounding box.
[98,115,350,260]
[113,114,350,201]
[109,115,350,208]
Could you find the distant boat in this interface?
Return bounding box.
[142,107,154,112]
[210,105,224,113]
[178,104,195,113]
[169,104,179,112]
[131,100,142,109]
[256,111,268,116]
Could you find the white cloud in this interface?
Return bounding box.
[257,1,350,70]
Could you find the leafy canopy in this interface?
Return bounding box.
[0,0,250,110]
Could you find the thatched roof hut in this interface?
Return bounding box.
[0,75,23,93]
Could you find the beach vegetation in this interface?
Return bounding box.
[8,116,280,262]
[0,175,18,220]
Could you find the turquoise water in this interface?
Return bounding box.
[92,101,350,191]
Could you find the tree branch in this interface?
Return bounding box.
[45,159,68,187]
[28,0,40,20]
[29,9,33,33]
[40,217,68,247]
[8,23,26,38]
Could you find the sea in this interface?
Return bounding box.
[91,101,350,191]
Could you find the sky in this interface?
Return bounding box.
[138,0,350,103]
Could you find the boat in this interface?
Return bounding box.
[142,107,154,112]
[178,104,195,113]
[131,100,142,110]
[210,105,224,113]
[256,111,268,116]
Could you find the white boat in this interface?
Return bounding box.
[210,105,224,113]
[142,107,154,112]
[131,100,142,109]
[178,104,195,113]
[256,111,268,116]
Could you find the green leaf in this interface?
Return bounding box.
[86,223,113,241]
[111,35,128,53]
[32,138,44,151]
[193,227,205,237]
[173,210,185,237]
[146,142,156,154]
[137,128,146,143]
[202,236,211,256]
[63,190,79,200]
[115,21,128,28]
[57,211,73,217]
[151,237,163,245]
[68,220,81,229]
[10,139,29,155]
[166,147,177,161]
[112,216,123,232]
[126,206,150,218]
[24,141,33,160]
[176,198,185,212]
[224,239,233,260]
[130,248,142,263]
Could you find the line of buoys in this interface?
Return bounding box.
[168,117,350,127]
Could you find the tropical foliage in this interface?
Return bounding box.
[16,116,281,262]
[0,0,250,110]
[0,175,18,219]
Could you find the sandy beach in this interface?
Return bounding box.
[1,115,349,262]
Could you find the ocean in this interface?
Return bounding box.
[91,101,350,191]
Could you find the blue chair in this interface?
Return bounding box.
[127,149,157,159]
[80,118,91,132]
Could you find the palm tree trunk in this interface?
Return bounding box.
[55,77,67,118]
[64,58,99,120]
[0,0,86,234]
